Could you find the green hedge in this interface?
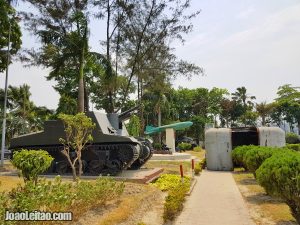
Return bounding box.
[286,144,300,151]
[178,142,192,151]
[286,132,300,144]
[193,146,202,152]
[232,145,254,169]
[12,149,53,184]
[243,146,293,175]
[152,174,191,221]
[256,151,300,223]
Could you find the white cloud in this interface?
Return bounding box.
[236,7,256,19]
[223,3,300,45]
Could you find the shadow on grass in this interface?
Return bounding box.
[276,220,298,225]
[245,192,283,205]
[238,178,257,185]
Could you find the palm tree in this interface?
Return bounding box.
[8,84,33,119]
[232,87,256,126]
[232,87,256,109]
[256,102,274,126]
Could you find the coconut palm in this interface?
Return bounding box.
[232,86,256,109]
[256,102,274,126]
[8,84,33,119]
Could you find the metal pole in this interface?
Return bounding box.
[1,19,11,167]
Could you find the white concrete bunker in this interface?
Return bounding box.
[205,127,285,171]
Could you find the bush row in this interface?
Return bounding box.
[232,145,300,224]
[0,176,124,224]
[286,132,300,144]
[286,143,300,151]
[152,174,191,221]
[232,145,294,175]
[256,150,300,223]
[178,142,192,151]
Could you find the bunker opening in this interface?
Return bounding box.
[231,127,259,149]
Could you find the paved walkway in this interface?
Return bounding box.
[175,170,255,225]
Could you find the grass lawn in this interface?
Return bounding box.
[185,150,205,160]
[0,176,23,192]
[233,169,297,225]
[143,149,205,175]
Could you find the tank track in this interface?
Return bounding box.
[129,142,153,169]
[15,143,140,176]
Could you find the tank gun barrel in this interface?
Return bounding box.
[118,105,140,121]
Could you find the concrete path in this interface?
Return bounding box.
[174,170,255,225]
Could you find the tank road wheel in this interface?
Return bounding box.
[89,160,104,175]
[107,159,122,175]
[55,161,68,175]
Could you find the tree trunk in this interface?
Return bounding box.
[71,165,76,182]
[158,107,161,143]
[298,121,300,135]
[106,0,115,113]
[78,78,84,113]
[262,116,266,126]
[84,78,89,112]
[77,45,85,113]
[287,200,300,225]
[78,158,83,178]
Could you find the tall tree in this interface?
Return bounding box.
[256,101,274,126]
[208,87,229,126]
[275,84,300,134]
[232,86,256,109]
[231,86,256,126]
[21,0,90,112]
[0,85,54,145]
[111,0,202,111]
[0,0,22,71]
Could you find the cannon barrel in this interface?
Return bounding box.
[118,105,140,122]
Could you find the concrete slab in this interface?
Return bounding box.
[174,170,255,225]
[0,168,164,184]
[150,153,194,161]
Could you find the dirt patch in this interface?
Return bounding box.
[73,182,165,225]
[0,175,23,192]
[233,170,297,225]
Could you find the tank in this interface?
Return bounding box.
[205,127,285,171]
[9,110,153,176]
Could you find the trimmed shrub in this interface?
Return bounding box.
[152,174,190,191]
[194,163,201,175]
[12,149,53,184]
[163,185,186,221]
[178,142,192,151]
[152,174,190,221]
[193,146,202,152]
[286,132,300,144]
[153,143,162,150]
[199,158,206,169]
[232,145,254,169]
[256,151,300,223]
[286,144,300,151]
[243,146,287,174]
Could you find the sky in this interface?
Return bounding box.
[1,0,300,110]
